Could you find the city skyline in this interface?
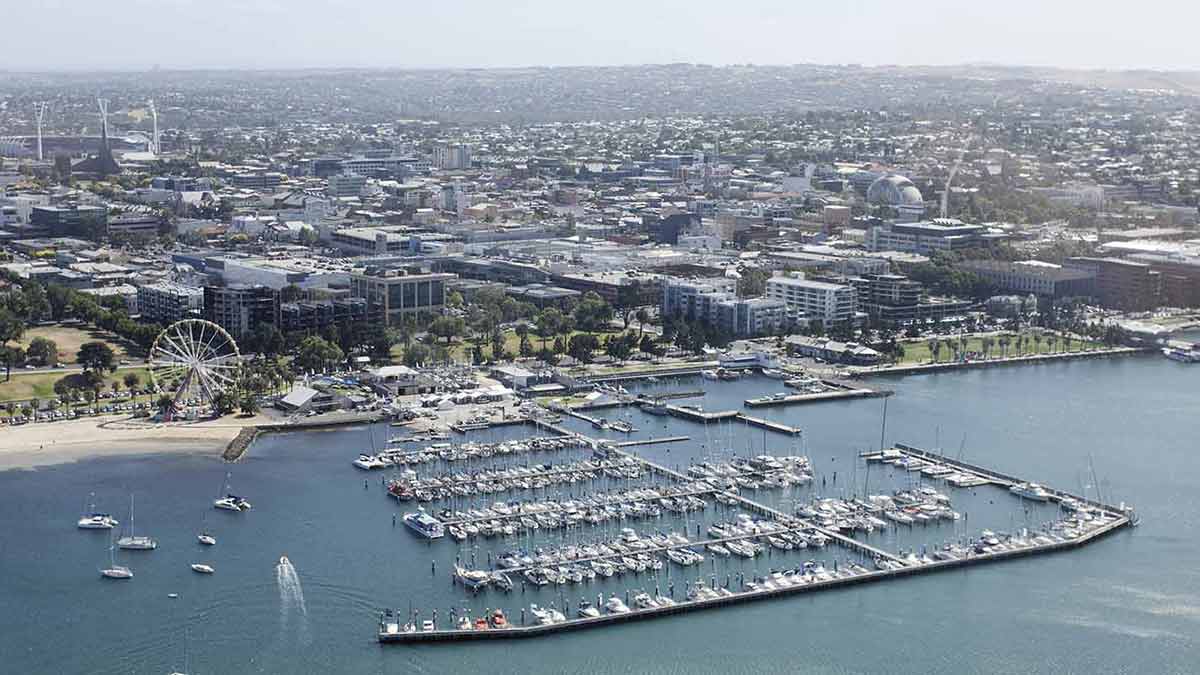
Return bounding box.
[5,0,1200,72]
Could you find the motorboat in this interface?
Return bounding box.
[701,370,719,380]
[421,619,436,632]
[632,592,657,609]
[403,510,445,539]
[604,596,630,614]
[490,609,508,628]
[1009,482,1052,502]
[577,600,601,618]
[197,532,216,546]
[190,563,214,574]
[1162,346,1200,363]
[760,368,787,380]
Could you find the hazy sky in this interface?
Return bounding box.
[6,0,1199,71]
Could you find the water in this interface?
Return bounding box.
[2,354,1197,673]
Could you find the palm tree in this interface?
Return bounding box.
[635,308,651,340]
[1033,334,1043,355]
[981,336,993,360]
[927,338,939,364]
[156,394,176,420]
[1047,335,1058,354]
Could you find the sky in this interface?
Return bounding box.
[5,0,1199,72]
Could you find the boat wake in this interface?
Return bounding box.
[276,555,310,645]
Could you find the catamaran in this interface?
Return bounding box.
[213,473,252,511]
[78,493,118,529]
[117,494,158,550]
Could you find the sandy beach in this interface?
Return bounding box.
[0,413,275,471]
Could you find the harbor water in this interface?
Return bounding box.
[1,354,1197,673]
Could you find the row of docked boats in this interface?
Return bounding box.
[701,368,742,381]
[794,489,960,532]
[869,448,990,487]
[356,436,586,469]
[493,529,692,570]
[385,457,644,502]
[685,454,813,489]
[417,484,712,540]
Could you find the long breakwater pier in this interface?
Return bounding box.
[378,424,1133,644]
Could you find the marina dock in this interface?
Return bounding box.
[663,405,802,436]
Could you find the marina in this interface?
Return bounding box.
[376,417,1134,643]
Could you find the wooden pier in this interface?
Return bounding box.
[614,436,690,448]
[744,387,888,408]
[663,405,802,436]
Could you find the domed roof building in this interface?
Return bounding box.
[866,174,925,208]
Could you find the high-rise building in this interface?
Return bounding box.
[433,144,472,170]
[204,285,281,338]
[137,283,204,324]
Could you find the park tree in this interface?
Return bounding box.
[428,316,466,344]
[212,390,238,416]
[572,292,613,332]
[239,392,260,415]
[26,337,58,366]
[0,309,24,380]
[78,342,117,375]
[123,372,141,391]
[294,336,344,373]
[567,333,601,363]
[402,343,431,367]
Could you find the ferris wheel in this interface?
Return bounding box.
[148,319,242,406]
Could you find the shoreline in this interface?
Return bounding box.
[0,414,267,472]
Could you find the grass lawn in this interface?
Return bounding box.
[897,333,1104,365]
[0,366,151,403]
[15,325,139,365]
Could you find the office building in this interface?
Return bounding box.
[867,219,1007,255]
[30,205,108,239]
[327,173,368,198]
[1064,257,1161,311]
[230,172,285,191]
[765,274,857,327]
[959,260,1096,298]
[349,266,455,325]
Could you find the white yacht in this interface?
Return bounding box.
[604,596,630,614]
[197,532,216,546]
[403,510,445,539]
[700,369,719,380]
[1009,482,1052,501]
[577,600,601,618]
[117,495,157,550]
[190,563,215,574]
